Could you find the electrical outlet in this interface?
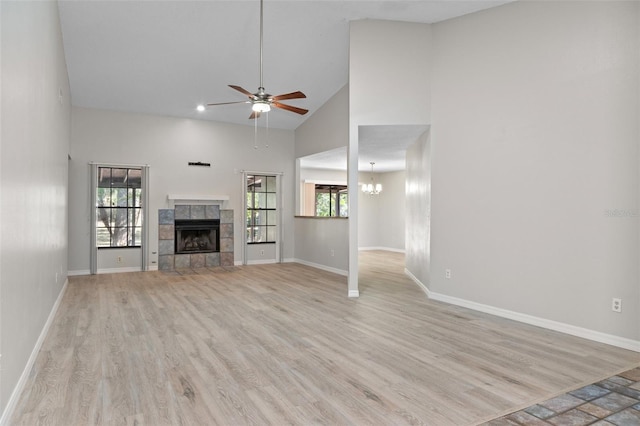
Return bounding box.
[612,298,622,313]
[445,269,451,279]
[330,249,335,257]
[260,249,265,256]
[117,256,123,263]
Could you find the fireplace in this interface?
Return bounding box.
[158,205,233,271]
[174,219,220,254]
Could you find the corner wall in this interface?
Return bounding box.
[1,0,71,419]
[294,85,348,159]
[405,130,431,286]
[430,1,640,341]
[294,86,350,273]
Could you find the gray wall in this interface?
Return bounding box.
[349,19,432,294]
[295,85,348,159]
[294,218,349,275]
[359,170,407,251]
[405,130,431,287]
[294,86,350,272]
[429,1,639,339]
[1,0,71,418]
[69,107,296,272]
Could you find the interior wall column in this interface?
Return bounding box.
[347,123,359,297]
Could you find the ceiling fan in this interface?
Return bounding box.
[204,0,308,119]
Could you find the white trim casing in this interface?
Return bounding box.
[242,172,248,265]
[243,172,284,266]
[141,166,150,271]
[404,269,640,353]
[68,269,91,276]
[91,163,148,274]
[90,164,97,274]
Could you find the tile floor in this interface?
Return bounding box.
[485,367,640,425]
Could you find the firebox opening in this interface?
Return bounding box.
[175,219,220,254]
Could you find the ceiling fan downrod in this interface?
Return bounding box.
[204,0,309,119]
[259,0,264,91]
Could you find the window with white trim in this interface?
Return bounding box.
[96,167,143,247]
[246,174,277,243]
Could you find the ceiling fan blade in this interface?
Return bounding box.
[229,85,255,98]
[273,102,308,115]
[249,111,261,120]
[206,101,250,106]
[272,91,306,101]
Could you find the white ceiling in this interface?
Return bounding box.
[58,0,509,170]
[300,124,429,172]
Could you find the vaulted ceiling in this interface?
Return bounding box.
[59,1,510,131]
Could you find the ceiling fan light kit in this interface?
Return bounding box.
[203,0,308,119]
[252,101,271,113]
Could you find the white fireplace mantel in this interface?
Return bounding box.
[167,194,229,203]
[167,194,229,204]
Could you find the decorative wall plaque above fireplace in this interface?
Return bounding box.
[174,219,220,254]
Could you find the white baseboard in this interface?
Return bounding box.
[68,269,90,276]
[0,278,69,426]
[348,289,360,298]
[404,268,431,295]
[246,259,277,265]
[292,258,348,276]
[234,260,243,266]
[359,246,405,253]
[97,266,142,274]
[403,269,640,353]
[71,266,159,275]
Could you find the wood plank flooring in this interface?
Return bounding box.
[10,251,640,425]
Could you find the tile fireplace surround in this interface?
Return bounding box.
[158,205,234,270]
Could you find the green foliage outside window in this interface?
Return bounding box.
[315,185,348,217]
[96,167,142,247]
[246,174,277,243]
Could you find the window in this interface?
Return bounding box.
[96,167,142,247]
[246,174,277,243]
[315,184,348,217]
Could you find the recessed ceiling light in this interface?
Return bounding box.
[196,104,205,112]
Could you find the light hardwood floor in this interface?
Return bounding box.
[10,251,640,425]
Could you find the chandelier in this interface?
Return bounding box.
[362,162,382,195]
